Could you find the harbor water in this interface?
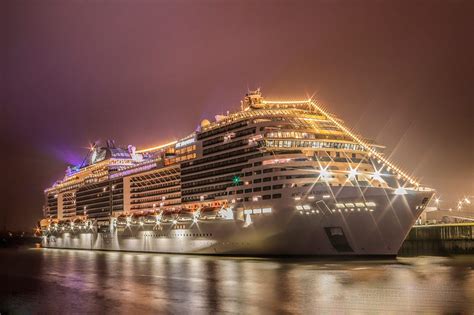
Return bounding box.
[0,248,473,314]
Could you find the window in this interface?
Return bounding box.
[262,195,271,200]
[263,186,271,191]
[263,177,271,182]
[253,187,261,192]
[272,184,283,190]
[272,194,282,199]
[254,178,262,183]
[245,189,252,193]
[262,208,272,213]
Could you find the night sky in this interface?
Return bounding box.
[1,0,473,231]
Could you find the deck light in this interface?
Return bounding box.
[348,167,359,179]
[395,187,407,195]
[320,167,330,179]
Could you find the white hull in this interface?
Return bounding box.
[42,187,433,256]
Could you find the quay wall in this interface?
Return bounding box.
[399,223,474,256]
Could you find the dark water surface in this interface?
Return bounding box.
[1,248,473,314]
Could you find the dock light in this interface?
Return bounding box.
[294,196,301,201]
[172,220,177,225]
[464,198,471,204]
[308,195,315,200]
[139,222,144,226]
[200,196,205,201]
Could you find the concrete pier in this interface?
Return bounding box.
[399,223,474,256]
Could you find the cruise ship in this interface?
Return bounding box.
[39,89,434,256]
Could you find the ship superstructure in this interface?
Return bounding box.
[39,90,434,256]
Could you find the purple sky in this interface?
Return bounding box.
[1,0,473,230]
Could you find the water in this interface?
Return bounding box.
[1,249,473,314]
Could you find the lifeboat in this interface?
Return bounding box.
[199,207,222,220]
[116,215,128,228]
[143,214,157,225]
[57,220,71,232]
[40,219,50,234]
[49,221,59,233]
[160,211,178,223]
[177,209,195,222]
[71,218,84,232]
[130,213,149,226]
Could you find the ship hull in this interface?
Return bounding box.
[42,188,433,256]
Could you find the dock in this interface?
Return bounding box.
[399,222,474,256]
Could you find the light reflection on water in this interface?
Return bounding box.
[0,248,473,314]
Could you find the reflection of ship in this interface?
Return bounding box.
[39,89,434,256]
